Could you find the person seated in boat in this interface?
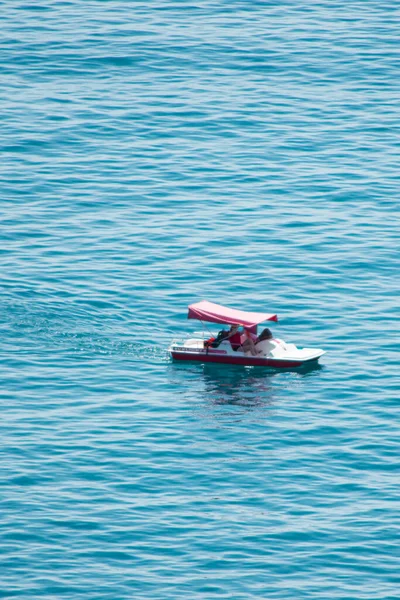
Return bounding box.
[241,328,275,356]
[227,324,242,351]
[252,328,287,356]
[240,328,259,355]
[204,324,240,349]
[254,327,273,354]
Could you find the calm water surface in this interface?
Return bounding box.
[1,1,399,598]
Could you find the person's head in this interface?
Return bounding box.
[229,324,239,333]
[258,328,273,341]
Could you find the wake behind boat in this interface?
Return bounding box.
[169,300,326,368]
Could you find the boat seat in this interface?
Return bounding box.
[184,338,204,349]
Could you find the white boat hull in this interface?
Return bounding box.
[169,338,325,368]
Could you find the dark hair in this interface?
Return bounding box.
[258,328,273,342]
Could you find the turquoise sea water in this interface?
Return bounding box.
[1,1,399,598]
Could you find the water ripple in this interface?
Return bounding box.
[1,1,399,598]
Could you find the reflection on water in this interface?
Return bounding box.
[202,363,276,407]
[170,360,323,409]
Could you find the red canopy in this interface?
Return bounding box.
[188,300,278,328]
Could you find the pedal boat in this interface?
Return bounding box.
[169,300,326,368]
